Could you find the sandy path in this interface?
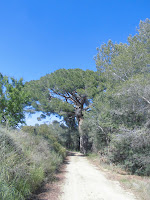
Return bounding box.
[60,152,136,200]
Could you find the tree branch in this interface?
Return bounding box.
[141,96,150,104]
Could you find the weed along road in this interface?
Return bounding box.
[59,152,136,200]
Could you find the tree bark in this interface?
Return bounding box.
[78,117,88,155]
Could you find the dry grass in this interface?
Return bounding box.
[88,153,150,200]
[0,127,66,200]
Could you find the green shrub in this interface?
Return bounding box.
[108,128,150,176]
[0,127,66,199]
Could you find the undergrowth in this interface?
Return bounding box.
[0,127,66,200]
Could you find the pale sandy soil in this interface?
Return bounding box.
[59,152,137,200]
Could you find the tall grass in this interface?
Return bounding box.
[0,127,66,200]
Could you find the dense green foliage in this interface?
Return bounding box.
[0,127,66,200]
[25,68,100,122]
[0,74,29,127]
[82,19,150,175]
[108,128,150,175]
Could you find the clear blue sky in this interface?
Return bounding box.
[0,0,149,125]
[1,0,150,82]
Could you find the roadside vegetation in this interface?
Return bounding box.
[83,19,150,199]
[82,18,150,176]
[0,127,66,200]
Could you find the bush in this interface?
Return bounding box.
[108,128,150,176]
[0,127,66,199]
[22,124,67,159]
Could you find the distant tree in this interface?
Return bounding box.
[25,68,102,154]
[0,73,29,127]
[21,125,37,134]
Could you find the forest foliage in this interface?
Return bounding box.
[0,74,29,127]
[82,18,150,175]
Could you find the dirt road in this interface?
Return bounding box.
[60,152,136,200]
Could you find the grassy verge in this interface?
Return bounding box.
[0,127,66,200]
[87,153,150,200]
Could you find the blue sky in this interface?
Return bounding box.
[0,0,150,125]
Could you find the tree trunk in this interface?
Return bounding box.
[78,117,88,155]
